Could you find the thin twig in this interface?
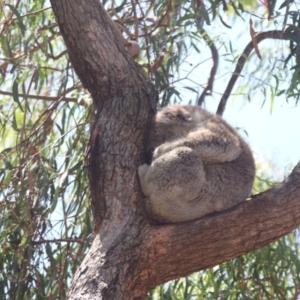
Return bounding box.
[0,33,60,72]
[0,90,78,103]
[216,30,290,116]
[137,1,171,39]
[197,28,219,106]
[0,7,52,26]
[110,1,135,40]
[0,0,22,37]
[32,238,84,245]
[131,0,139,40]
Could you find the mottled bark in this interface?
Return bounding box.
[50,1,300,299]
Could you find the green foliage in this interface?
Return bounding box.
[0,2,92,299]
[0,0,300,299]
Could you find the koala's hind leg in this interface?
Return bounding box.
[138,146,206,223]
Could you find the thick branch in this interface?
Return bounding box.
[50,1,156,299]
[217,30,291,116]
[136,162,300,290]
[50,0,156,232]
[50,0,147,106]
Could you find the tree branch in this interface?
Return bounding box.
[0,90,77,103]
[0,0,22,37]
[32,238,84,245]
[198,29,219,106]
[217,30,291,116]
[50,1,157,299]
[135,161,300,290]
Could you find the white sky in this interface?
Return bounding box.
[216,98,299,172]
[196,70,300,180]
[175,6,300,180]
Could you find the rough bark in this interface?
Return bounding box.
[50,1,300,299]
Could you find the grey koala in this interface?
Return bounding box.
[138,104,255,224]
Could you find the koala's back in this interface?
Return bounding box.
[160,136,255,223]
[202,138,255,211]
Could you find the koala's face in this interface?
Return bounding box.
[156,105,192,127]
[146,106,191,164]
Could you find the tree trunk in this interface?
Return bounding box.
[50,1,300,299]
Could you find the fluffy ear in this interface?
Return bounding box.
[166,111,192,123]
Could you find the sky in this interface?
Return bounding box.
[216,98,299,175]
[194,76,300,181]
[176,6,300,181]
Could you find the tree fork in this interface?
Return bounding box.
[50,1,300,299]
[50,0,156,298]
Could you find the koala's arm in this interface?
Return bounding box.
[153,125,242,163]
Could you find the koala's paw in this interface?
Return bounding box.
[153,144,168,160]
[138,164,150,179]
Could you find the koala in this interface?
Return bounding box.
[138,104,255,224]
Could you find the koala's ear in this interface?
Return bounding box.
[164,109,191,124]
[177,111,192,123]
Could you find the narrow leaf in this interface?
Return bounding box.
[12,80,23,112]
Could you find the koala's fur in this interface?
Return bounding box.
[138,104,255,224]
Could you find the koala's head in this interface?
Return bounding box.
[156,105,192,126]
